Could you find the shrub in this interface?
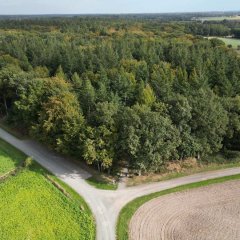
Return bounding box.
[166,162,182,172]
[24,157,33,168]
[223,150,240,160]
[181,158,198,169]
[202,154,226,164]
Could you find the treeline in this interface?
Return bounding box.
[186,21,240,38]
[0,17,240,173]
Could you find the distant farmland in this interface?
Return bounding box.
[195,15,240,22]
[208,37,240,50]
[219,38,240,49]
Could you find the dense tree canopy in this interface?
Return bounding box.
[0,15,240,173]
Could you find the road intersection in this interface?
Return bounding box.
[1,128,240,240]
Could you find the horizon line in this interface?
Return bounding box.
[0,10,240,16]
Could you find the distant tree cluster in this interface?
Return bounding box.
[0,17,240,174]
[185,22,231,36]
[186,21,240,38]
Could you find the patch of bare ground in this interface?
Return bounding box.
[129,180,240,240]
[127,157,240,186]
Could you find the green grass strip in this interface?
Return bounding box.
[86,176,117,190]
[0,138,26,176]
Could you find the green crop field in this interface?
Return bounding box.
[218,38,240,49]
[208,37,240,49]
[0,140,95,240]
[197,15,240,22]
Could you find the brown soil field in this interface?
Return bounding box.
[129,180,240,240]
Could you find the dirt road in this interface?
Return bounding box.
[1,128,240,240]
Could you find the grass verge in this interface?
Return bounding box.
[127,155,240,186]
[86,176,117,190]
[117,174,240,240]
[0,138,26,175]
[51,175,93,215]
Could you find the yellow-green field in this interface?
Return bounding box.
[197,15,240,22]
[0,139,95,240]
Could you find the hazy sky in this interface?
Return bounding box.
[0,0,239,15]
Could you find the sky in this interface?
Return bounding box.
[0,0,239,15]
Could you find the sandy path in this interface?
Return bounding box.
[130,180,240,240]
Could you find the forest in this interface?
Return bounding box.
[0,15,240,174]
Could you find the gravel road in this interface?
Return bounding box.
[1,128,240,240]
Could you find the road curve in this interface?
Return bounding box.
[1,128,240,240]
